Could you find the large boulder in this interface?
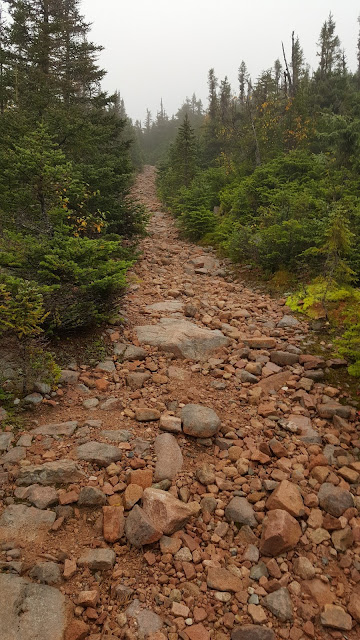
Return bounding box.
[0,504,56,542]
[0,573,66,640]
[135,318,229,360]
[17,460,84,486]
[181,404,221,438]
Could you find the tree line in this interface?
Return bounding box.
[0,0,144,392]
[155,13,360,376]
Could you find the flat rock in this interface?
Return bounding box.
[231,626,275,640]
[0,433,13,451]
[17,460,84,486]
[320,604,352,630]
[75,441,122,466]
[142,487,198,535]
[277,315,300,328]
[1,446,26,463]
[207,567,242,592]
[159,414,182,434]
[30,421,78,437]
[29,561,61,585]
[181,404,221,438]
[0,573,66,640]
[135,318,229,360]
[154,433,183,481]
[101,429,132,442]
[78,486,107,506]
[78,548,116,571]
[145,301,184,313]
[27,485,59,509]
[225,496,257,527]
[318,483,353,517]
[123,345,147,361]
[255,371,291,393]
[0,504,56,542]
[135,408,161,421]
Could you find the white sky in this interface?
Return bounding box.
[82,0,359,123]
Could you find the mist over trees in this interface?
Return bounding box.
[155,13,360,376]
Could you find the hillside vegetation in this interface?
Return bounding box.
[150,15,360,377]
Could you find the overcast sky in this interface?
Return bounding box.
[82,0,359,123]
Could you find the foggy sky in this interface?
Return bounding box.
[82,0,359,124]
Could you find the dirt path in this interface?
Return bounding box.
[0,166,360,640]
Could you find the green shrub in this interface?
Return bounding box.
[179,207,217,242]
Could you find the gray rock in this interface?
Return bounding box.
[126,371,151,389]
[27,485,58,509]
[83,398,99,409]
[196,463,216,486]
[270,351,299,366]
[96,359,115,373]
[201,496,217,513]
[30,421,78,437]
[125,505,163,548]
[0,504,56,542]
[59,369,79,384]
[100,429,133,442]
[76,441,122,466]
[136,609,163,638]
[181,404,221,438]
[1,446,26,463]
[240,370,259,383]
[29,561,61,585]
[113,342,127,357]
[225,497,257,528]
[17,460,84,486]
[277,315,300,328]
[154,433,183,482]
[78,486,107,506]
[0,573,66,640]
[0,407,8,422]
[33,382,51,395]
[123,345,147,361]
[250,562,269,581]
[16,434,32,447]
[318,483,354,517]
[78,548,116,571]
[24,393,43,405]
[146,301,184,313]
[231,625,276,640]
[263,587,293,621]
[100,397,122,411]
[0,433,13,451]
[135,318,229,360]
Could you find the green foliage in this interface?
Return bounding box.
[0,275,48,339]
[179,207,217,242]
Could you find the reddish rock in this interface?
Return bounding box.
[348,593,360,623]
[77,590,99,607]
[231,625,275,640]
[135,408,160,421]
[303,579,335,607]
[246,337,277,349]
[124,484,143,510]
[142,488,199,535]
[129,468,153,488]
[102,506,124,543]
[266,480,304,518]
[320,604,352,630]
[185,623,210,640]
[65,620,89,640]
[207,567,242,592]
[63,559,77,580]
[260,509,301,556]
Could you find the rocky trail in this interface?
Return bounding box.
[1,165,360,640]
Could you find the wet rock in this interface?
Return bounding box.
[30,421,78,437]
[260,509,301,556]
[320,604,352,630]
[29,561,61,585]
[78,486,107,506]
[266,480,304,518]
[318,483,353,517]
[154,433,183,481]
[0,504,56,542]
[17,460,84,486]
[125,505,163,547]
[78,548,116,571]
[135,318,229,360]
[181,404,221,438]
[207,567,242,592]
[142,487,199,535]
[225,496,257,527]
[231,626,275,640]
[0,573,66,640]
[263,587,293,621]
[75,441,122,466]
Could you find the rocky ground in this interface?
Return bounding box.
[0,166,360,640]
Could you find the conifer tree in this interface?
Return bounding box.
[171,113,197,187]
[317,13,341,77]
